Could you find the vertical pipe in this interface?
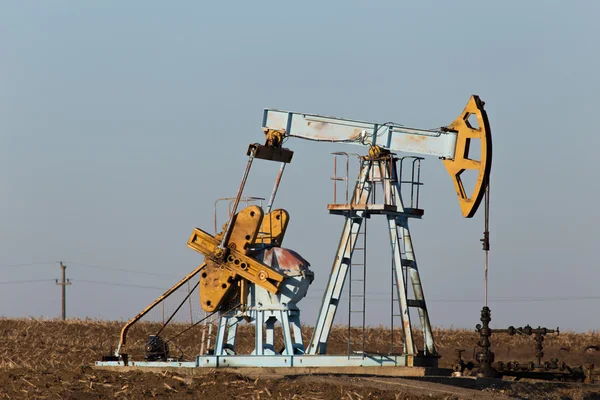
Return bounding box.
[345,155,349,204]
[410,159,416,208]
[362,218,366,356]
[390,255,396,353]
[347,227,352,357]
[398,158,405,211]
[333,155,337,204]
[379,160,389,205]
[371,160,376,205]
[390,246,394,353]
[483,181,490,307]
[416,159,422,209]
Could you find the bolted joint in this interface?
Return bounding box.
[476,350,495,364]
[211,247,228,262]
[263,128,286,148]
[479,327,492,337]
[480,306,492,325]
[367,145,391,159]
[480,231,490,251]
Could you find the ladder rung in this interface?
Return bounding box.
[401,259,416,267]
[399,181,423,185]
[407,299,425,308]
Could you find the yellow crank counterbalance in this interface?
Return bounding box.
[442,95,492,218]
[187,205,288,312]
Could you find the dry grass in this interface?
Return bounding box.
[0,318,599,399]
[1,317,597,370]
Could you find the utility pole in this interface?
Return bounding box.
[55,262,71,320]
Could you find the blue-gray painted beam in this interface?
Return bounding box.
[263,109,457,158]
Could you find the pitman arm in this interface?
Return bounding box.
[261,95,492,218]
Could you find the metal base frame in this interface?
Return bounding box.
[96,354,439,369]
[213,309,305,356]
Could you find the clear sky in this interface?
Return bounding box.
[2,1,599,332]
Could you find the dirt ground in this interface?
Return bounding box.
[1,318,599,399]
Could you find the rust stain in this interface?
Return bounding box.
[303,122,361,141]
[303,122,339,140]
[253,247,310,274]
[306,121,329,132]
[352,128,363,141]
[406,135,427,143]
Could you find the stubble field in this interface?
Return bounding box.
[0,318,599,399]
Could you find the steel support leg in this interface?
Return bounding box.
[388,216,416,355]
[254,310,264,355]
[397,218,437,355]
[280,311,294,356]
[214,316,230,355]
[289,311,304,354]
[226,317,239,352]
[265,315,276,354]
[307,160,373,355]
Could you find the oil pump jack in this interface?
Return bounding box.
[99,95,491,369]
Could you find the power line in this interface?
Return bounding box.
[0,279,598,303]
[0,279,55,285]
[0,260,180,278]
[0,262,57,269]
[304,295,600,303]
[76,279,165,290]
[308,287,600,303]
[64,261,181,278]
